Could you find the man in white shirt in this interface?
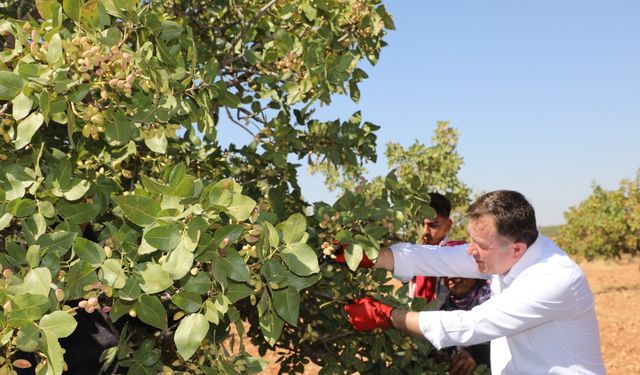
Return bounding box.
[344,190,605,375]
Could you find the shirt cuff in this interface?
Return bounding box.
[419,311,446,350]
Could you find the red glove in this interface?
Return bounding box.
[343,297,393,331]
[332,241,375,269]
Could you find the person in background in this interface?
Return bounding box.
[412,193,491,374]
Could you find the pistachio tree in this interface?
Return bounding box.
[0,0,402,373]
[557,172,640,260]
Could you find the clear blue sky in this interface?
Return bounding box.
[219,1,640,226]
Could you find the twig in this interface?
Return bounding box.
[225,107,256,137]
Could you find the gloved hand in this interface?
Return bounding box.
[330,241,375,269]
[343,297,393,331]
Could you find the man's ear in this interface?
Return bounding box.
[444,218,453,232]
[513,241,528,259]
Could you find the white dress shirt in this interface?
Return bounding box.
[391,235,605,375]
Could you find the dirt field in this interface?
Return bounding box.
[233,257,640,374]
[580,257,640,375]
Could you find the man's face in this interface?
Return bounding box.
[421,215,452,245]
[466,215,520,275]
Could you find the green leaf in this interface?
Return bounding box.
[161,247,194,280]
[117,277,142,301]
[281,213,306,245]
[144,131,167,154]
[287,272,321,292]
[42,330,64,375]
[272,286,300,326]
[203,300,219,325]
[175,313,209,360]
[12,92,33,121]
[345,243,364,272]
[226,281,253,303]
[112,195,161,227]
[135,294,168,330]
[39,311,78,338]
[144,223,181,250]
[0,71,23,100]
[73,237,106,266]
[24,267,52,296]
[138,263,173,294]
[100,259,127,289]
[261,259,288,286]
[62,179,91,201]
[46,33,63,65]
[105,113,133,146]
[217,247,249,282]
[8,294,50,321]
[38,231,76,257]
[65,260,99,300]
[16,322,40,352]
[280,243,319,276]
[172,292,202,313]
[211,224,244,250]
[259,309,284,347]
[15,112,44,149]
[7,198,36,217]
[226,193,256,221]
[57,202,99,224]
[63,0,81,21]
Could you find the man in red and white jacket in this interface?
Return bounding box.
[409,193,465,302]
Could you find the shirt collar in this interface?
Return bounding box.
[502,235,544,285]
[438,235,450,246]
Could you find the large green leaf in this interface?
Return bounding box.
[39,311,78,338]
[42,330,64,375]
[138,263,173,294]
[7,198,36,217]
[16,322,40,352]
[24,267,52,296]
[344,243,364,272]
[135,294,168,330]
[161,247,194,280]
[12,92,32,121]
[63,0,81,21]
[0,71,23,100]
[100,259,127,289]
[260,259,288,287]
[65,260,99,300]
[174,313,209,360]
[57,202,99,224]
[144,223,181,250]
[226,281,253,303]
[112,195,161,227]
[216,247,249,282]
[73,237,106,266]
[46,33,63,65]
[281,213,307,245]
[62,179,91,201]
[15,112,44,149]
[226,193,256,221]
[8,294,50,322]
[38,231,76,257]
[259,309,284,347]
[272,286,300,326]
[280,243,319,276]
[172,291,202,313]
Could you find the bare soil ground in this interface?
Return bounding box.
[230,257,640,374]
[579,257,640,375]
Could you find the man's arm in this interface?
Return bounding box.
[372,247,394,271]
[389,308,422,337]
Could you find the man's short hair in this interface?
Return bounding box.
[467,190,539,246]
[428,192,452,218]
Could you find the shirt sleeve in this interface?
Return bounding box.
[417,269,579,349]
[391,242,487,282]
